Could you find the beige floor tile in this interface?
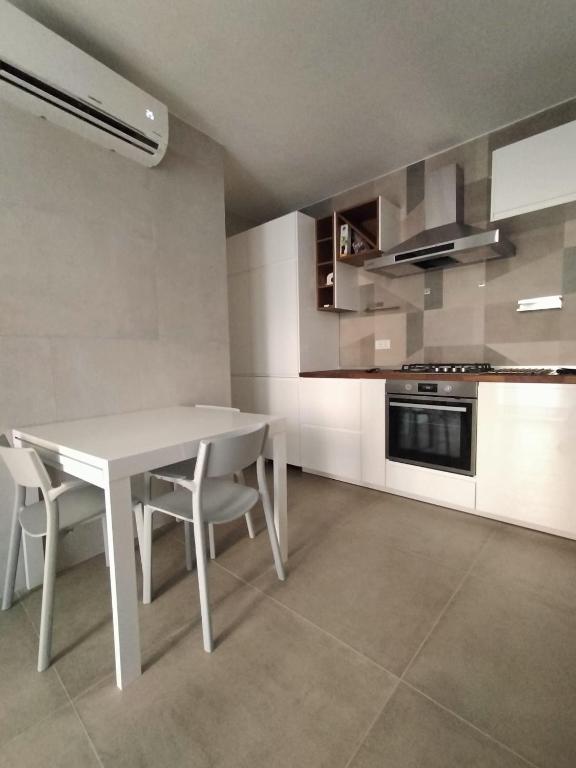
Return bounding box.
[76,572,396,768]
[19,526,242,699]
[213,474,356,583]
[350,683,530,768]
[355,492,497,571]
[0,604,68,747]
[405,576,576,768]
[254,516,463,675]
[0,705,100,768]
[472,524,576,610]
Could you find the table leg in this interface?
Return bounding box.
[272,430,288,563]
[105,477,141,689]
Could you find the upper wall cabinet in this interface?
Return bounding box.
[227,211,339,377]
[315,196,399,312]
[491,119,576,221]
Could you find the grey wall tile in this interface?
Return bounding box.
[0,103,228,586]
[406,311,424,357]
[307,101,576,367]
[424,306,484,348]
[424,270,443,310]
[562,247,576,294]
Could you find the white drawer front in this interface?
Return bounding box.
[301,425,361,482]
[386,460,476,510]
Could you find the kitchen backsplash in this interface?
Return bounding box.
[303,99,576,367]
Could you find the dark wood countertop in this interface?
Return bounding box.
[300,369,576,384]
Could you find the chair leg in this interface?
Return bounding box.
[38,511,59,672]
[208,523,216,560]
[184,522,194,571]
[135,504,153,604]
[193,511,213,652]
[2,486,25,611]
[142,507,153,605]
[244,511,255,539]
[101,517,110,567]
[257,457,285,581]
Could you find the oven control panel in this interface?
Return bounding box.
[386,379,478,399]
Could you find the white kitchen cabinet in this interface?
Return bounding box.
[361,379,387,488]
[386,460,476,510]
[227,211,339,377]
[228,212,340,466]
[476,383,576,538]
[299,378,362,482]
[228,257,299,377]
[491,119,576,221]
[301,425,362,482]
[299,378,361,430]
[231,375,301,466]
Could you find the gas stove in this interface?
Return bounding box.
[399,363,494,374]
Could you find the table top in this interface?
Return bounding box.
[14,406,286,477]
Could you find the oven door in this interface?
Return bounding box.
[386,395,476,476]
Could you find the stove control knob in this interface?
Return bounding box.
[444,384,453,393]
[404,383,413,391]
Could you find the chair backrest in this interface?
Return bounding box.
[196,423,268,480]
[0,445,52,495]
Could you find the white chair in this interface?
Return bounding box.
[148,405,255,566]
[0,439,142,671]
[137,423,285,651]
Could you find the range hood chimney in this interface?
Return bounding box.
[364,164,515,277]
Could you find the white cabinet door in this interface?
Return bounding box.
[301,425,362,482]
[299,378,362,481]
[299,378,361,430]
[228,257,299,377]
[231,376,301,466]
[227,212,298,274]
[491,120,576,220]
[361,379,386,488]
[476,383,576,537]
[386,461,476,509]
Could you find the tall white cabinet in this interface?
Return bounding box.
[227,212,340,465]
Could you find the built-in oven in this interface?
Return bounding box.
[386,380,478,476]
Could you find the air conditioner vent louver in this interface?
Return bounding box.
[0,60,158,156]
[0,2,168,167]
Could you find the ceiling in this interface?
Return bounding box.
[8,0,576,224]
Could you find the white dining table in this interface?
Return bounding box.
[13,406,287,690]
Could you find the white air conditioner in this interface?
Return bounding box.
[0,1,168,167]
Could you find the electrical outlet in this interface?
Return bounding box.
[375,339,391,350]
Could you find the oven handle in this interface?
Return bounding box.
[389,402,467,413]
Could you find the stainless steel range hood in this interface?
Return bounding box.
[364,165,515,277]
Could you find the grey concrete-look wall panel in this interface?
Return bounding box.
[0,103,229,585]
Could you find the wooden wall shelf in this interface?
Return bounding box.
[314,197,400,312]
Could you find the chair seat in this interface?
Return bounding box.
[151,459,196,482]
[19,486,142,538]
[19,486,108,538]
[147,481,260,525]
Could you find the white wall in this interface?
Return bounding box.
[0,101,231,585]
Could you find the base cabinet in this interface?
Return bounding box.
[476,383,576,538]
[386,460,476,510]
[361,379,387,488]
[231,376,301,466]
[299,377,363,482]
[301,425,362,482]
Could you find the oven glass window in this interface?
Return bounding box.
[387,397,474,474]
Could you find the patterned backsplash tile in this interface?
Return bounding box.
[303,99,576,366]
